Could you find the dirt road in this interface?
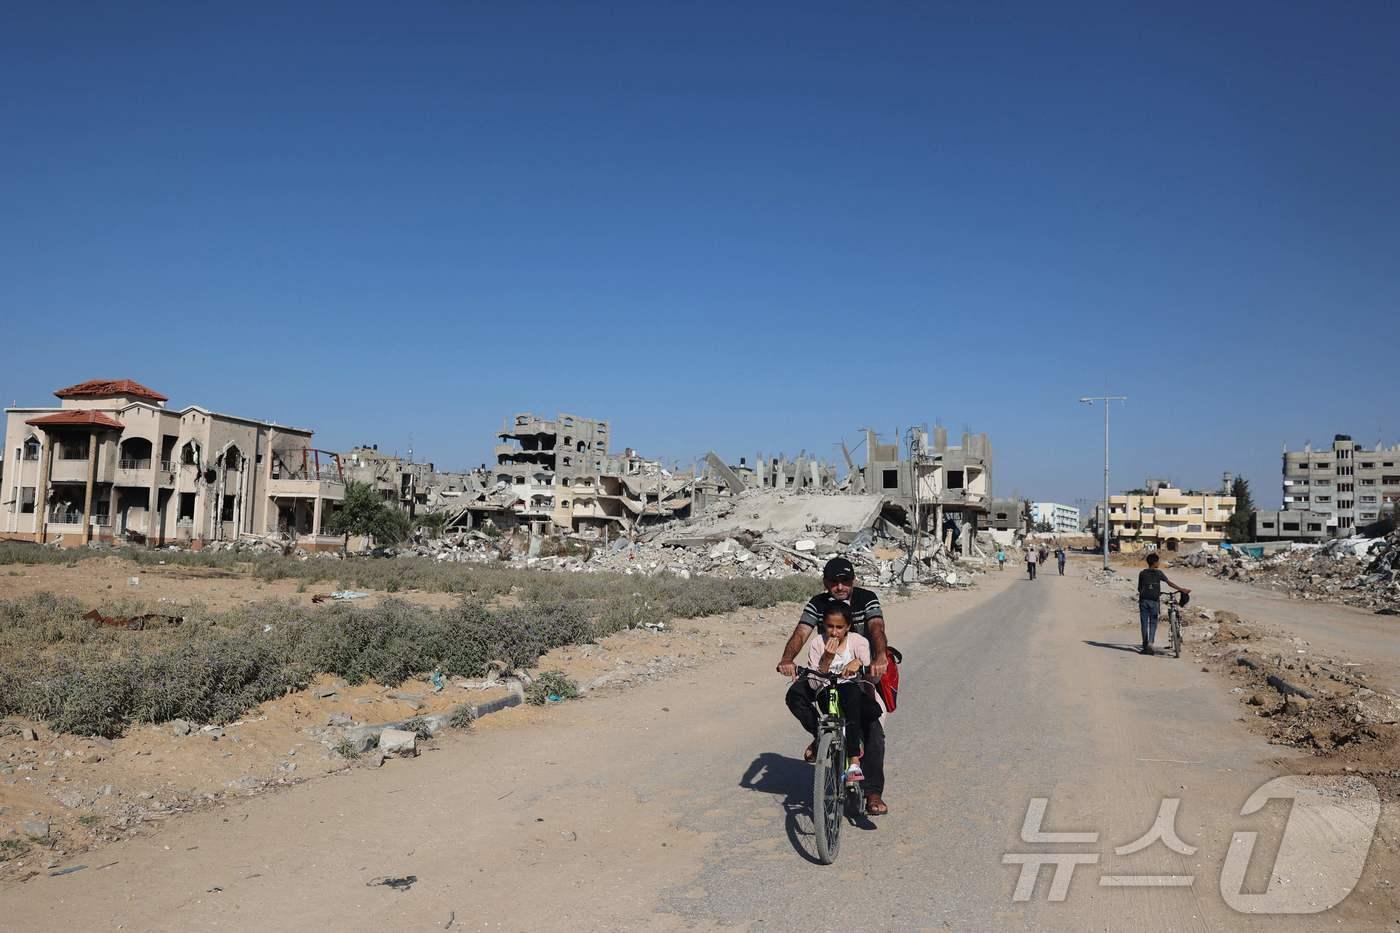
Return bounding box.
[4,566,1393,930]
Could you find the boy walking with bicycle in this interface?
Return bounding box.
[1137,552,1190,655]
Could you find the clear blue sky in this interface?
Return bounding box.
[4,2,1398,510]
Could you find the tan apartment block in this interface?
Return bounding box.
[2,379,344,549]
[1108,486,1236,550]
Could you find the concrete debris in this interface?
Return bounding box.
[1179,529,1400,613]
[377,729,418,758]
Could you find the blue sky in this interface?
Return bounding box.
[3,2,1398,510]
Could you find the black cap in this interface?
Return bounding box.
[823,556,855,582]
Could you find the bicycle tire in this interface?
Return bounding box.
[1171,607,1182,658]
[813,729,843,864]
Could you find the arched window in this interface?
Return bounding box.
[21,435,40,461]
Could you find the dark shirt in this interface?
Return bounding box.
[798,587,885,639]
[1138,568,1168,601]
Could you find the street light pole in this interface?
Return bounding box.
[1080,395,1127,571]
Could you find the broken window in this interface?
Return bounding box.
[1262,521,1275,528]
[21,436,40,461]
[562,457,571,466]
[182,441,199,466]
[20,487,36,514]
[1282,522,1300,531]
[1307,523,1322,532]
[221,496,235,521]
[561,478,571,487]
[179,493,196,522]
[560,500,570,508]
[225,448,242,472]
[881,469,898,490]
[946,470,964,489]
[576,441,585,452]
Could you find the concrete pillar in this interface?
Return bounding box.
[147,448,161,546]
[34,431,53,543]
[312,496,323,536]
[80,433,97,545]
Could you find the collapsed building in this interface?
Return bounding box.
[340,445,489,518]
[431,413,701,537]
[2,379,345,549]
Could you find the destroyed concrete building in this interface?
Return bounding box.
[1281,435,1400,536]
[864,427,993,541]
[340,445,489,518]
[2,379,344,548]
[439,413,698,537]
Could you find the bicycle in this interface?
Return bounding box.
[794,666,867,864]
[1161,591,1188,659]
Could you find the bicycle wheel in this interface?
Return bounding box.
[812,729,844,864]
[1171,607,1182,658]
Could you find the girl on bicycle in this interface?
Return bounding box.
[807,602,884,782]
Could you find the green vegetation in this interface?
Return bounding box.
[1227,476,1254,543]
[525,670,580,705]
[324,481,412,554]
[0,550,816,737]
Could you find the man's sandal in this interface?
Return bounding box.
[803,741,817,763]
[866,794,888,816]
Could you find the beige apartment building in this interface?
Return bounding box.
[1108,486,1236,550]
[2,379,344,548]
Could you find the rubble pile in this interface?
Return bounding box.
[1204,627,1400,753]
[1178,530,1400,613]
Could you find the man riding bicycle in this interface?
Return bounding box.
[777,557,891,816]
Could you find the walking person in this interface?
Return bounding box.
[996,547,1006,571]
[1025,546,1037,580]
[1137,552,1190,655]
[1055,547,1066,576]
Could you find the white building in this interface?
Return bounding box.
[1031,502,1080,534]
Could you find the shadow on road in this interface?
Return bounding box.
[1083,640,1147,655]
[738,752,824,863]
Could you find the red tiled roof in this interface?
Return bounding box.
[25,411,125,429]
[53,379,168,402]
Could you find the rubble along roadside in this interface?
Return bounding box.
[1175,526,1400,614]
[1091,566,1400,792]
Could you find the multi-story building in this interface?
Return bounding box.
[1282,435,1400,535]
[2,379,343,548]
[1107,486,1236,550]
[1031,502,1080,535]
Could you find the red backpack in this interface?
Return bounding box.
[877,647,902,713]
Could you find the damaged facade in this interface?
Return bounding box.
[2,379,344,548]
[441,413,698,536]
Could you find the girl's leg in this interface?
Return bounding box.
[836,683,865,758]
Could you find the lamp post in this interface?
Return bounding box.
[1080,396,1127,571]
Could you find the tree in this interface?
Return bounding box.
[1034,520,1054,533]
[1020,500,1034,533]
[325,481,411,554]
[1226,476,1254,543]
[414,510,449,540]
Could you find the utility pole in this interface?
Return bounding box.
[1079,396,1127,571]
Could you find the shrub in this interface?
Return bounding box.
[525,671,579,705]
[448,704,476,729]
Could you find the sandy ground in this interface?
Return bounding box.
[4,558,1397,930]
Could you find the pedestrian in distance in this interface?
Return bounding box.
[996,547,1006,571]
[1025,547,1037,580]
[1055,547,1066,576]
